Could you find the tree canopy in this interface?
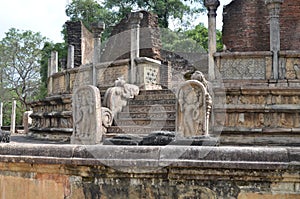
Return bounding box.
[65,0,205,30]
[103,0,204,28]
[0,28,48,124]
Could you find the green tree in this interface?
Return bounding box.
[185,23,223,51]
[161,28,206,53]
[104,0,205,28]
[0,28,47,111]
[39,42,67,99]
[65,0,115,40]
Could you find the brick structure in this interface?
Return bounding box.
[222,0,300,52]
[101,11,162,62]
[280,0,300,50]
[65,21,94,67]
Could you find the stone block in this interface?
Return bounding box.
[71,85,103,145]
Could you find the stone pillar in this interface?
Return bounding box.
[91,21,105,86]
[66,45,74,93]
[130,12,143,84]
[205,0,220,81]
[265,0,284,80]
[67,45,74,69]
[48,51,58,96]
[23,111,33,134]
[10,100,16,134]
[50,51,58,75]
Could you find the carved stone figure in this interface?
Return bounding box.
[71,85,102,144]
[176,71,212,137]
[103,77,139,119]
[101,107,113,133]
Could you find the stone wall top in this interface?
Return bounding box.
[0,144,299,170]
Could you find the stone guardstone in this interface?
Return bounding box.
[103,77,139,119]
[176,72,212,137]
[71,85,102,145]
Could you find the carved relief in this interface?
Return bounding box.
[71,85,102,144]
[176,71,212,137]
[144,66,159,85]
[220,58,265,79]
[103,77,139,119]
[294,64,300,79]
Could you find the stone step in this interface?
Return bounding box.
[125,104,176,113]
[138,89,175,95]
[133,93,176,101]
[106,126,176,134]
[113,118,175,127]
[128,98,176,106]
[118,111,176,120]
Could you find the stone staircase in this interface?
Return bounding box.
[105,89,177,137]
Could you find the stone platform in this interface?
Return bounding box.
[0,142,299,198]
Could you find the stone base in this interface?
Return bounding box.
[103,131,219,146]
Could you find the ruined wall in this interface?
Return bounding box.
[222,0,300,52]
[222,0,269,52]
[0,145,299,199]
[66,21,94,67]
[101,11,162,62]
[280,0,300,51]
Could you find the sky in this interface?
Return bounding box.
[0,0,232,43]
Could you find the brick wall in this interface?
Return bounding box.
[101,11,162,62]
[280,0,300,50]
[222,0,300,52]
[66,21,94,67]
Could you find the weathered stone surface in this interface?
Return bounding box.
[65,21,94,67]
[0,144,299,199]
[176,72,212,137]
[103,77,139,119]
[101,11,161,62]
[141,131,176,145]
[219,57,267,79]
[71,85,102,144]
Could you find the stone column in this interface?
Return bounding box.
[265,0,284,80]
[47,51,58,96]
[23,111,33,134]
[204,0,220,80]
[67,45,74,69]
[50,51,58,75]
[10,100,16,134]
[66,45,74,93]
[91,21,105,86]
[130,12,143,84]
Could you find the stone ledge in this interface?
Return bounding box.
[214,51,272,58]
[0,145,299,170]
[29,127,73,133]
[214,104,300,112]
[215,127,300,134]
[30,111,72,118]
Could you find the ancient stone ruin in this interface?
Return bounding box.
[176,71,212,137]
[71,85,103,145]
[1,2,299,198]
